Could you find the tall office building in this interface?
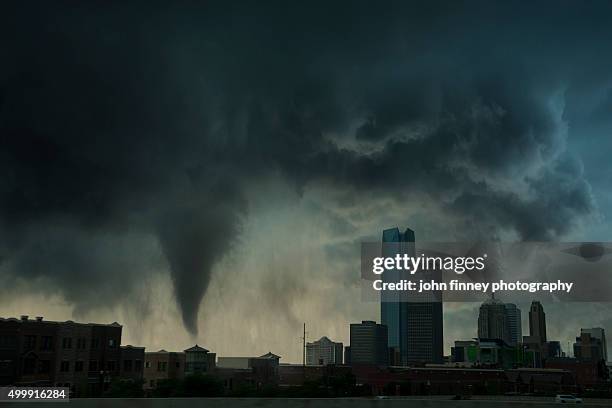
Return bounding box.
[528,301,547,343]
[574,330,606,362]
[477,299,521,346]
[478,296,509,343]
[306,336,343,366]
[348,321,388,365]
[380,227,443,365]
[579,328,607,361]
[504,303,522,346]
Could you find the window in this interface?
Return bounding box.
[107,360,116,371]
[134,360,142,371]
[176,362,180,368]
[90,338,100,349]
[0,335,17,349]
[149,380,154,387]
[75,361,84,372]
[76,338,87,349]
[60,361,70,372]
[157,361,167,372]
[145,361,151,368]
[123,359,132,372]
[24,335,37,350]
[108,339,116,348]
[41,336,53,351]
[62,338,72,349]
[89,360,98,371]
[23,358,35,374]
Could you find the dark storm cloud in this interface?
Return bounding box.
[1,1,610,333]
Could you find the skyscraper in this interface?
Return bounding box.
[477,299,521,347]
[579,328,607,361]
[380,227,443,365]
[528,301,547,344]
[478,296,509,343]
[574,331,606,362]
[504,303,522,346]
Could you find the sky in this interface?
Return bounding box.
[1,1,612,362]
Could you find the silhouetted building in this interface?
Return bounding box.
[349,321,388,366]
[0,316,126,396]
[574,331,605,362]
[143,350,185,391]
[504,304,522,346]
[217,352,280,389]
[184,345,215,375]
[580,328,607,361]
[306,336,343,365]
[381,227,443,365]
[478,297,509,344]
[120,345,144,382]
[529,301,547,344]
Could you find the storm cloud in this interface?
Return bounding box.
[0,1,610,336]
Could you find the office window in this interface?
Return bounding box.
[60,361,70,372]
[89,360,98,371]
[75,361,84,372]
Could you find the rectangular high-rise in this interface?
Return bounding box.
[380,227,443,365]
[348,321,388,365]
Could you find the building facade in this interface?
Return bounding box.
[580,328,607,361]
[0,316,127,396]
[349,321,388,366]
[478,297,509,344]
[306,336,343,366]
[504,304,522,346]
[143,350,185,390]
[381,227,443,365]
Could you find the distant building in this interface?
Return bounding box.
[0,316,129,396]
[451,338,521,369]
[580,328,607,361]
[478,297,509,344]
[528,301,547,344]
[349,321,388,366]
[217,352,280,389]
[306,336,343,366]
[143,350,185,390]
[504,304,522,346]
[381,227,443,365]
[574,331,606,362]
[184,345,216,375]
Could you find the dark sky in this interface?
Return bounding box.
[1,1,612,360]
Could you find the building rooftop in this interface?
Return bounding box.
[184,344,209,353]
[0,316,122,327]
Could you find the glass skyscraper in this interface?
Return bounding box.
[381,227,443,365]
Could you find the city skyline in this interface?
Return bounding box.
[3,1,612,366]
